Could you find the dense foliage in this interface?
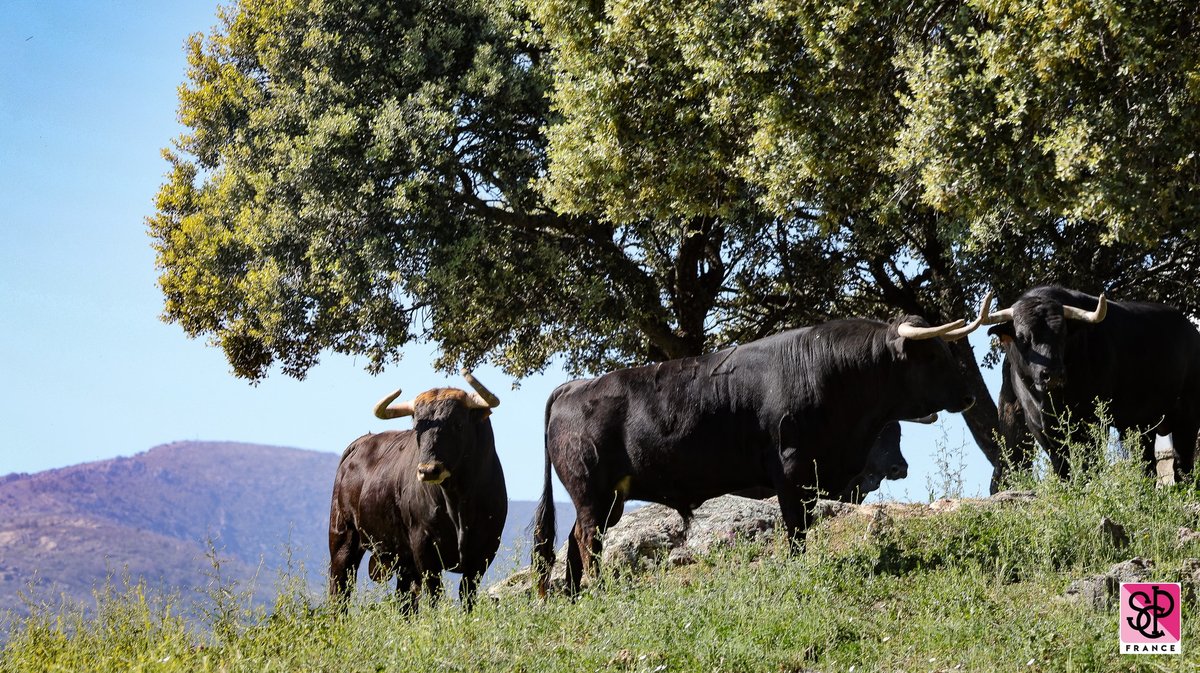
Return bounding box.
[151,0,1200,470]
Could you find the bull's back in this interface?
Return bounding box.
[1058,302,1200,426]
[1102,305,1200,399]
[545,347,778,505]
[334,431,417,493]
[548,354,769,450]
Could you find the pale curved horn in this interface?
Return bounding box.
[983,304,1015,325]
[896,318,968,341]
[461,369,500,409]
[943,291,995,342]
[904,413,939,424]
[1062,294,1107,324]
[373,389,416,419]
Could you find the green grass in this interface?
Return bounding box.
[5,428,1200,672]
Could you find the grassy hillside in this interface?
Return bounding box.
[5,431,1200,671]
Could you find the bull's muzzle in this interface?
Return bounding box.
[416,462,451,485]
[888,463,909,480]
[946,395,976,414]
[1033,367,1066,393]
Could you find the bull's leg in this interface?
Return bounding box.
[993,393,1034,492]
[458,570,482,611]
[1069,418,1109,478]
[1042,413,1079,479]
[774,413,819,551]
[1048,402,1104,479]
[562,481,625,597]
[421,571,444,608]
[1121,428,1158,478]
[564,520,584,596]
[1047,450,1071,480]
[395,565,419,615]
[1171,420,1199,482]
[328,527,364,607]
[577,521,601,581]
[1039,421,1073,480]
[577,498,621,583]
[991,432,1035,492]
[1030,411,1071,480]
[774,484,817,552]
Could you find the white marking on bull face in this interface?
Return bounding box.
[416,462,451,485]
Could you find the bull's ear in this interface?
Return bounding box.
[886,331,909,359]
[471,408,492,422]
[987,323,1014,345]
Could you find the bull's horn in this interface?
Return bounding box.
[942,291,995,342]
[984,306,1015,324]
[1063,294,1107,323]
[373,389,416,419]
[461,369,500,409]
[896,318,968,341]
[904,413,939,424]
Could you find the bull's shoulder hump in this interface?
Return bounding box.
[550,377,593,395]
[338,433,372,464]
[339,429,415,462]
[1116,299,1188,318]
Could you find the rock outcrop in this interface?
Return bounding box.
[1064,557,1157,610]
[491,490,1037,599]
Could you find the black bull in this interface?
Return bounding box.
[328,373,506,610]
[532,313,984,596]
[734,420,909,503]
[986,286,1200,481]
[842,420,906,503]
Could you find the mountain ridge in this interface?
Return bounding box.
[0,441,570,619]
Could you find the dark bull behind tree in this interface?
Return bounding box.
[733,418,921,504]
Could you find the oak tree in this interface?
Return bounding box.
[153,0,1200,486]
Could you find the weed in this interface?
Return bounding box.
[926,424,969,501]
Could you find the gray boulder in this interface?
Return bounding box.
[1179,527,1200,547]
[489,494,852,599]
[1064,557,1156,610]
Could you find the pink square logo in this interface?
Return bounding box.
[1120,583,1181,655]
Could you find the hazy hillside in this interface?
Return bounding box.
[0,441,571,618]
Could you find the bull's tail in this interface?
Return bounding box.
[531,391,560,598]
[531,456,556,598]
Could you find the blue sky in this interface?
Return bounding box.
[0,1,1001,503]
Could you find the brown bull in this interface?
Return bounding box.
[328,370,507,611]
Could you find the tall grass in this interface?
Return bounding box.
[4,419,1200,671]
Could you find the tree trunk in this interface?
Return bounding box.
[949,338,1004,492]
